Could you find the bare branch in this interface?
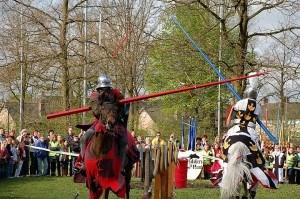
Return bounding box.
[249,26,300,38]
[248,0,286,21]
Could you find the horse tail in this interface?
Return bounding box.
[220,142,252,199]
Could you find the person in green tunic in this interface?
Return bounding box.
[286,147,297,184]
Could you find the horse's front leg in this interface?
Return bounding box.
[98,189,109,199]
[241,180,248,199]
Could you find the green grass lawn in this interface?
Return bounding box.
[0,177,299,199]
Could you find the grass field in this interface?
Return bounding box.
[0,177,299,199]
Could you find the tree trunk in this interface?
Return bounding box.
[60,0,70,125]
[235,0,249,95]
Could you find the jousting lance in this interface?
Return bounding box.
[46,72,265,119]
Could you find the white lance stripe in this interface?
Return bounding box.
[26,145,79,157]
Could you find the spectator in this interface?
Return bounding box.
[286,147,297,184]
[9,130,16,139]
[0,140,9,179]
[151,132,165,147]
[60,140,70,176]
[263,147,273,171]
[70,135,80,176]
[200,135,208,149]
[65,127,74,146]
[20,134,30,176]
[195,137,201,151]
[131,129,136,140]
[212,142,221,158]
[30,130,39,175]
[0,128,5,142]
[47,130,55,176]
[201,144,213,179]
[296,146,300,184]
[15,141,26,177]
[144,137,151,149]
[36,136,48,176]
[16,129,27,143]
[272,145,285,183]
[169,133,175,144]
[6,136,17,178]
[49,134,60,176]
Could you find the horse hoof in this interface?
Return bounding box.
[249,191,256,199]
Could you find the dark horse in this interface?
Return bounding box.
[77,95,138,199]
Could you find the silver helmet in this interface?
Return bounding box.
[96,74,112,89]
[243,72,259,99]
[243,87,258,99]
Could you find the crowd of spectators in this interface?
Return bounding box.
[1,126,300,185]
[0,127,81,179]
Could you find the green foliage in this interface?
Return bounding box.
[146,4,233,134]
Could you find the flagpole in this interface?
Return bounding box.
[217,0,223,140]
[83,0,88,123]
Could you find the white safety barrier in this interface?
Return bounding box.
[26,145,79,157]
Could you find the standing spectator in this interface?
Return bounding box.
[36,136,48,176]
[195,137,201,151]
[20,134,30,176]
[0,140,9,179]
[30,130,39,175]
[263,147,273,171]
[49,134,60,176]
[201,144,213,179]
[212,142,221,158]
[151,132,164,147]
[9,130,16,139]
[60,140,70,176]
[169,133,175,144]
[296,146,300,184]
[272,145,285,183]
[15,141,26,177]
[7,136,17,178]
[16,129,27,143]
[144,137,151,149]
[131,129,136,140]
[70,135,80,176]
[65,127,74,146]
[286,147,297,184]
[200,135,208,150]
[0,128,5,142]
[65,127,74,175]
[46,130,55,176]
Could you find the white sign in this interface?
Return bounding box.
[187,153,203,180]
[177,150,204,181]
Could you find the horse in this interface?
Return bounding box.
[77,95,138,199]
[220,127,277,199]
[220,141,252,199]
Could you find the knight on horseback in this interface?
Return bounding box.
[220,85,277,199]
[74,74,138,199]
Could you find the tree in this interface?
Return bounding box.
[171,0,300,94]
[259,32,300,143]
[146,4,234,134]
